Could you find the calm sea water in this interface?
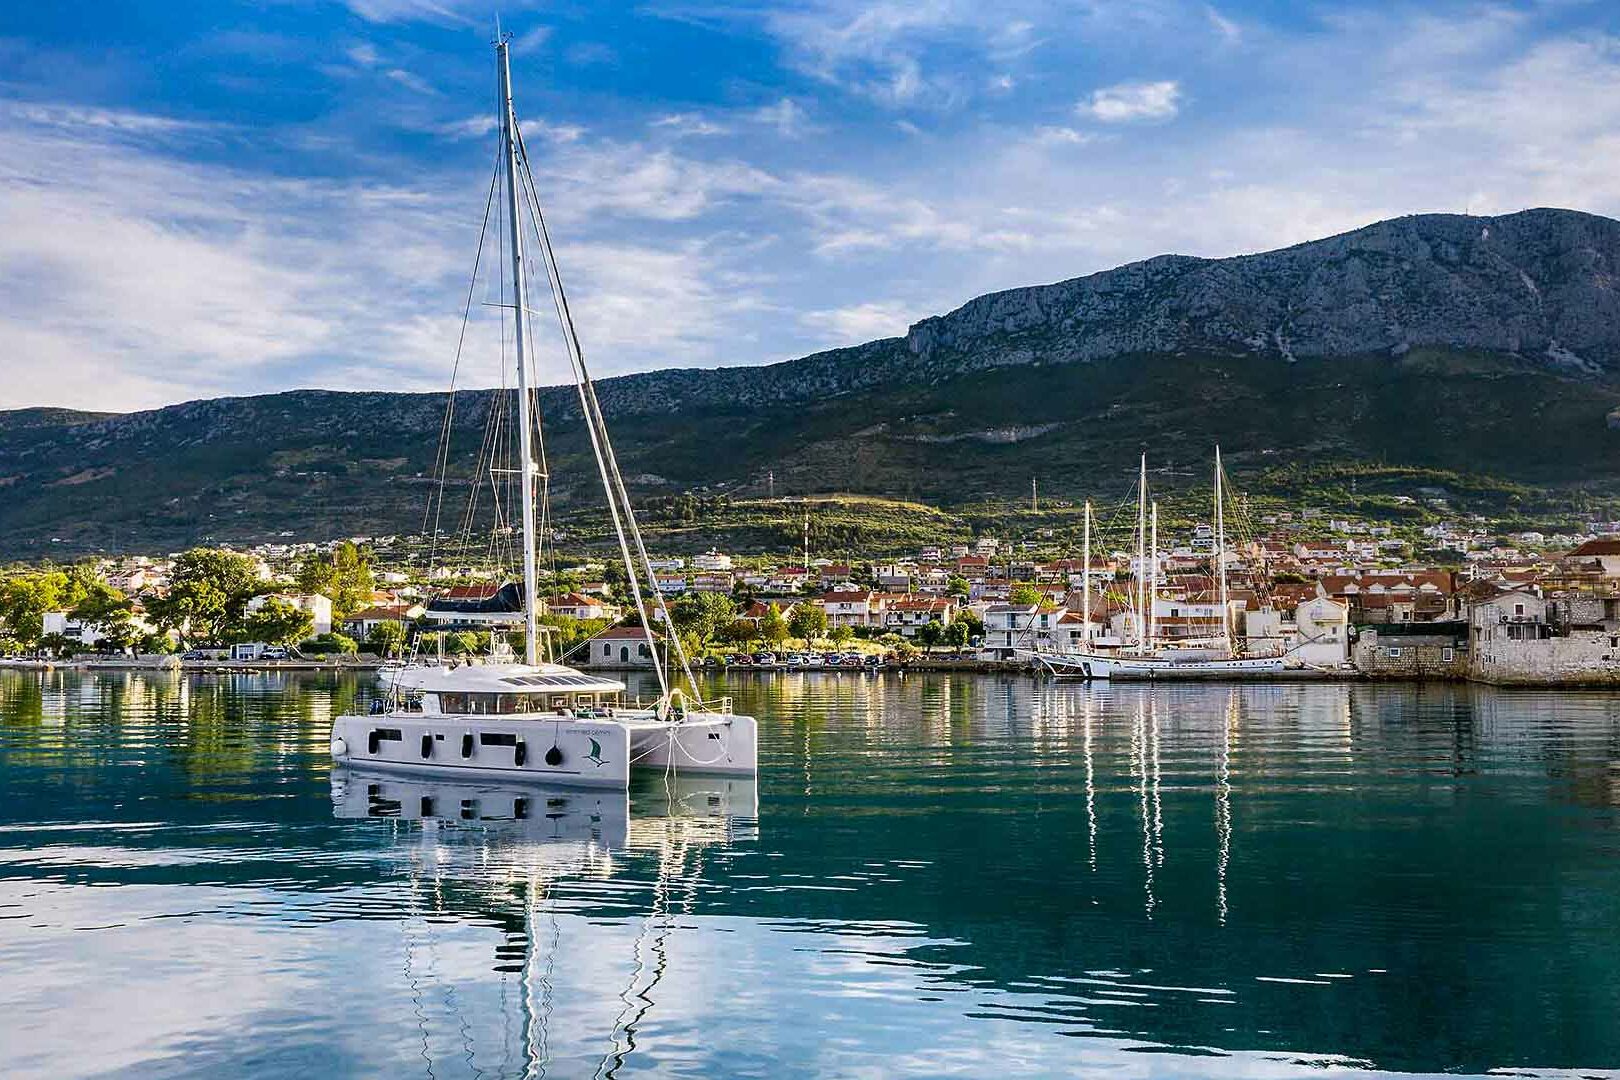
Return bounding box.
[2,669,1618,1079]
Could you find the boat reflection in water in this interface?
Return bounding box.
[330,766,758,848]
[329,766,759,1077]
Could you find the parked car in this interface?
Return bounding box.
[752,652,777,666]
[840,652,864,667]
[862,654,884,669]
[180,650,208,661]
[260,646,290,661]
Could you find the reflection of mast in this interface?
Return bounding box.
[1149,694,1163,867]
[1216,689,1238,925]
[1133,698,1155,919]
[1083,692,1097,873]
[595,818,701,1078]
[520,875,562,1079]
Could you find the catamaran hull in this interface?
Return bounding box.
[329,712,759,789]
[1024,650,1291,680]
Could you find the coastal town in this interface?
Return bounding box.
[7,503,1620,686]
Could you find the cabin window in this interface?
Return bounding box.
[1442,648,1455,663]
[603,643,612,657]
[1387,647,1403,658]
[441,692,542,714]
[479,732,519,747]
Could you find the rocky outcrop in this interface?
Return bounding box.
[904,208,1620,373]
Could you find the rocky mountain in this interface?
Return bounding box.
[5,208,1620,556]
[583,207,1620,414]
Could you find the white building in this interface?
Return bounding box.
[1293,595,1350,668]
[691,550,734,571]
[248,593,334,636]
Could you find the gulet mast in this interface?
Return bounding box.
[1148,501,1159,649]
[1214,445,1231,656]
[1081,500,1092,643]
[498,39,541,666]
[1135,454,1148,653]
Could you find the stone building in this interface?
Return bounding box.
[1353,625,1469,680]
[1467,586,1620,685]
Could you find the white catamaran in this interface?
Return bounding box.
[1022,449,1290,679]
[329,39,757,787]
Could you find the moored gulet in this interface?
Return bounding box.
[1022,449,1291,680]
[329,38,757,788]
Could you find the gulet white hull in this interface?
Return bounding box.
[1022,649,1291,680]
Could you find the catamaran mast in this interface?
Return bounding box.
[498,39,541,666]
[1214,446,1230,654]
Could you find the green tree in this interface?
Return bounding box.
[238,598,315,647]
[445,631,483,655]
[37,631,78,658]
[0,570,81,646]
[295,541,375,620]
[671,592,737,649]
[97,619,142,654]
[916,619,944,652]
[1008,584,1042,606]
[946,575,971,599]
[953,610,985,641]
[828,623,854,646]
[147,549,263,645]
[303,631,359,656]
[723,619,758,648]
[760,603,789,647]
[138,631,177,655]
[70,578,131,631]
[789,602,828,642]
[366,620,408,657]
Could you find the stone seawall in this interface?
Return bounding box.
[1470,630,1620,686]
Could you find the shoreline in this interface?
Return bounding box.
[4,656,1618,687]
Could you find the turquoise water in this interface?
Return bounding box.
[1,669,1618,1079]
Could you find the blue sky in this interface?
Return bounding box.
[2,1,1618,411]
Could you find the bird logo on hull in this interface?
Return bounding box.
[586,737,609,768]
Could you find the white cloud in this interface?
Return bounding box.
[749,98,811,137]
[652,112,730,138]
[0,99,778,409]
[510,26,552,56]
[439,113,496,140]
[1078,80,1182,123]
[344,0,468,24]
[801,300,921,344]
[385,68,435,95]
[346,43,381,67]
[519,117,586,144]
[1206,5,1241,44]
[1029,125,1094,146]
[8,102,211,136]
